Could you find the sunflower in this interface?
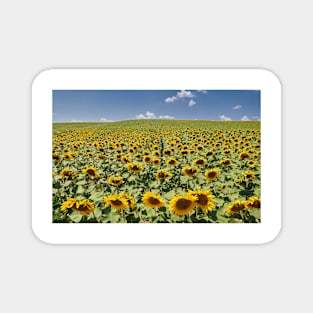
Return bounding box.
[52,153,61,163]
[98,155,106,160]
[108,176,124,186]
[143,155,152,163]
[134,153,142,160]
[239,151,250,160]
[221,184,227,190]
[163,149,172,156]
[61,168,73,178]
[166,158,177,166]
[121,194,136,209]
[74,199,95,216]
[189,190,215,212]
[205,151,214,157]
[226,201,247,215]
[205,168,219,181]
[169,194,197,216]
[103,195,129,210]
[235,176,246,184]
[180,149,189,156]
[156,169,172,180]
[245,197,261,209]
[244,171,256,179]
[127,163,144,173]
[154,151,160,157]
[82,166,100,178]
[182,166,200,177]
[61,197,76,211]
[63,154,71,161]
[219,159,232,166]
[152,158,161,166]
[142,192,165,208]
[121,155,131,164]
[247,160,256,168]
[193,158,206,166]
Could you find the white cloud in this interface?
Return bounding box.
[165,90,195,103]
[136,113,151,119]
[100,117,114,122]
[146,112,156,119]
[158,115,175,120]
[177,90,195,98]
[240,115,250,121]
[232,105,242,110]
[219,115,232,121]
[136,111,175,120]
[165,96,177,103]
[197,90,207,93]
[188,99,196,107]
[71,119,83,122]
[252,115,260,120]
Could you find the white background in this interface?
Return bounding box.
[33,69,281,244]
[0,1,310,312]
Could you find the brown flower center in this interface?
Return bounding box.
[76,204,89,212]
[196,194,208,206]
[232,203,245,212]
[148,197,161,205]
[195,160,204,165]
[87,169,95,175]
[176,199,192,210]
[111,199,123,206]
[185,169,196,175]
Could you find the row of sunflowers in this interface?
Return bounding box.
[53,120,261,223]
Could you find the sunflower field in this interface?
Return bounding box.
[52,120,261,223]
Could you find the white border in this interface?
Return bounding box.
[32,69,281,244]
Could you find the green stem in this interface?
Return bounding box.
[92,211,99,223]
[121,210,126,223]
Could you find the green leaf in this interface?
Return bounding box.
[126,214,140,223]
[180,176,189,184]
[214,198,224,207]
[93,207,102,219]
[76,180,87,185]
[53,182,62,189]
[75,185,85,195]
[164,190,176,200]
[102,207,111,214]
[69,212,82,223]
[89,191,104,202]
[150,181,160,188]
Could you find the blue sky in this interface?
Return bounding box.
[53,90,260,122]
